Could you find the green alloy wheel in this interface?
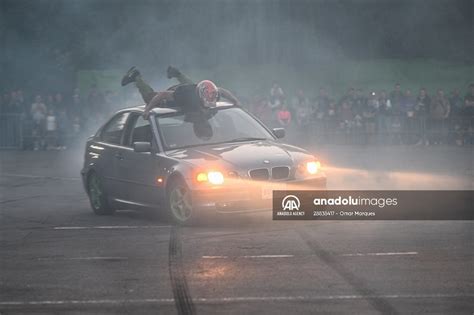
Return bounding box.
[87,172,115,215]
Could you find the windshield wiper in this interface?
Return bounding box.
[167,143,207,150]
[167,137,268,150]
[227,137,267,143]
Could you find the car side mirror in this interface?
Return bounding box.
[133,142,151,153]
[272,128,285,139]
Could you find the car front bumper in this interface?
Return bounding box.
[191,176,326,214]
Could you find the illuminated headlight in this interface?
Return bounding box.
[208,171,224,185]
[298,161,321,176]
[196,171,224,185]
[306,161,321,175]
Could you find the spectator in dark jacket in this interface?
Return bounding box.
[415,88,430,118]
[363,91,378,144]
[463,83,474,116]
[449,89,464,117]
[429,89,451,145]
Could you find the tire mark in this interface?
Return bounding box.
[168,226,196,315]
[0,195,44,205]
[296,228,399,315]
[0,173,80,181]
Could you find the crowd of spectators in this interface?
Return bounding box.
[0,85,119,150]
[248,82,474,146]
[1,82,473,149]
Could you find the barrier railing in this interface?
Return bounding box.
[276,116,474,146]
[0,114,85,150]
[0,114,23,149]
[1,114,473,149]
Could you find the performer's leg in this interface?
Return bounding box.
[167,66,194,84]
[121,67,157,104]
[135,75,157,104]
[175,72,194,85]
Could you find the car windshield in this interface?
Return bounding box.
[155,107,273,150]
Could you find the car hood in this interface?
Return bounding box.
[165,140,311,170]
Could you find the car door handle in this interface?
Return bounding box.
[114,153,124,160]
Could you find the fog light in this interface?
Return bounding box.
[196,172,208,182]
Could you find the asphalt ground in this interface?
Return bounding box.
[0,145,472,314]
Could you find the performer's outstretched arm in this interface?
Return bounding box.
[143,91,174,119]
[218,87,241,106]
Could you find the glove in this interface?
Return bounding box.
[167,66,181,79]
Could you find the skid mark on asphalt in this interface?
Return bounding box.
[0,177,44,188]
[296,228,400,315]
[169,226,196,315]
[1,173,81,181]
[0,212,53,228]
[37,256,128,262]
[0,195,44,205]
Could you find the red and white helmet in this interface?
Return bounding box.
[196,80,218,108]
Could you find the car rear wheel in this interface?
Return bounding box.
[87,172,115,215]
[167,180,194,225]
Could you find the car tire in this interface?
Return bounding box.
[87,172,115,215]
[166,179,195,225]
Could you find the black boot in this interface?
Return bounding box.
[167,66,181,79]
[121,66,140,86]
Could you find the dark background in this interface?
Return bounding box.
[0,0,472,92]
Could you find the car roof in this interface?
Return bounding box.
[119,101,235,116]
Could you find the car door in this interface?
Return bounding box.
[118,113,161,207]
[95,112,131,201]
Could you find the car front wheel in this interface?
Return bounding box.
[167,180,194,225]
[87,172,115,215]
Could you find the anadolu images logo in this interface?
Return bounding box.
[282,195,301,211]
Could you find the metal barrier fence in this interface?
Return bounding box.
[284,116,474,146]
[1,114,473,149]
[0,114,84,150]
[0,114,23,149]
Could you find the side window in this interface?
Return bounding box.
[127,115,153,146]
[100,113,130,145]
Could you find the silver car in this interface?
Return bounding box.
[81,102,326,224]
